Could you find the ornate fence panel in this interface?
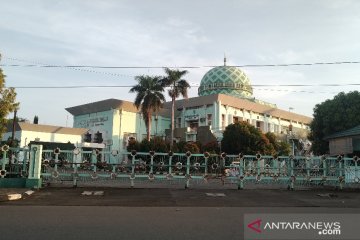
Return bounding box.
[0,145,30,179]
[1,144,360,189]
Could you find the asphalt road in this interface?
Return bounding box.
[1,206,360,240]
[1,187,360,240]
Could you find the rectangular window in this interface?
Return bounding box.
[222,114,226,129]
[233,116,239,123]
[177,118,181,128]
[256,121,261,129]
[274,124,279,133]
[207,114,212,126]
[189,121,198,132]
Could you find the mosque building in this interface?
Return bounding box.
[65,58,312,153]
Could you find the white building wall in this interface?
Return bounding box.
[73,109,113,145]
[2,130,82,147]
[212,103,309,136]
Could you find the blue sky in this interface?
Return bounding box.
[1,0,360,126]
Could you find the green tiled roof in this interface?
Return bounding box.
[198,66,253,99]
[324,125,360,140]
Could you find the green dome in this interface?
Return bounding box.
[198,66,253,98]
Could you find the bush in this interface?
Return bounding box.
[202,140,220,154]
[176,141,187,153]
[127,138,140,152]
[127,137,169,153]
[183,142,200,154]
[150,136,169,152]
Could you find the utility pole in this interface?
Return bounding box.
[10,110,17,147]
[10,110,17,167]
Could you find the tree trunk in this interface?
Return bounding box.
[147,112,152,141]
[170,95,175,150]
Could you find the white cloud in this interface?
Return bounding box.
[2,0,360,125]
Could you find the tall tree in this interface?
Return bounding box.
[310,91,360,154]
[160,68,190,149]
[222,122,274,155]
[0,54,19,138]
[33,115,39,124]
[130,75,165,141]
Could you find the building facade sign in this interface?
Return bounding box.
[76,116,109,128]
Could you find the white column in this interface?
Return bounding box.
[28,145,43,180]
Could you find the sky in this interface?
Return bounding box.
[1,0,360,127]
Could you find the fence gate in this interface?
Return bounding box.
[1,145,360,189]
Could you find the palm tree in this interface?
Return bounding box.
[160,68,190,149]
[130,75,165,141]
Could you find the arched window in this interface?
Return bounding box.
[94,131,103,143]
[84,132,92,143]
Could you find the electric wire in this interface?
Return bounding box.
[3,56,360,69]
[3,85,350,94]
[5,83,360,89]
[2,56,360,94]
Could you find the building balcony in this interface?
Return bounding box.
[186,127,197,134]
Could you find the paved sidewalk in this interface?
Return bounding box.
[0,188,35,202]
[2,187,360,207]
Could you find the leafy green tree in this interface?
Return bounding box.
[33,115,39,124]
[130,75,165,141]
[265,132,277,148]
[221,122,272,155]
[277,141,291,156]
[127,138,141,152]
[265,132,291,156]
[7,117,27,124]
[159,68,190,150]
[0,54,19,138]
[1,137,20,148]
[202,140,220,154]
[138,139,152,152]
[183,142,200,154]
[310,91,360,154]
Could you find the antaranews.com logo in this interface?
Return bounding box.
[243,214,359,240]
[247,218,341,236]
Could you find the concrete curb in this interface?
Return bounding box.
[0,189,35,202]
[7,194,22,201]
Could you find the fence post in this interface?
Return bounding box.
[168,154,173,175]
[54,149,59,172]
[150,154,154,175]
[204,156,208,176]
[238,157,244,190]
[26,145,43,188]
[322,157,327,185]
[73,149,81,188]
[22,148,29,174]
[185,153,191,189]
[289,156,295,190]
[130,153,136,188]
[91,151,97,172]
[305,157,310,181]
[339,160,343,190]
